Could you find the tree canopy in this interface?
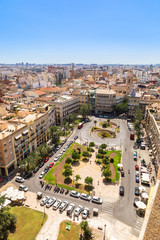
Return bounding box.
[80,104,92,120]
[85,176,93,185]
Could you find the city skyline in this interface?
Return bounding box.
[0,0,160,64]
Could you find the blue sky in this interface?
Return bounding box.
[0,0,160,64]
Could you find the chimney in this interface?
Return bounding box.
[2,132,5,138]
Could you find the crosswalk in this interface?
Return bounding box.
[102,201,114,216]
[134,217,144,231]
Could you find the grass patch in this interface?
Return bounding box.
[9,206,47,240]
[57,221,81,240]
[107,150,121,183]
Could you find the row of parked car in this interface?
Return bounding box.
[54,140,73,162]
[40,196,90,219]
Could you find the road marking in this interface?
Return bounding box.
[134,217,143,231]
[102,201,114,216]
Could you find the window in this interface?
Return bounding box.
[8,139,11,143]
[4,149,7,152]
[3,142,6,146]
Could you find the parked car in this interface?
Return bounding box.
[135,187,140,196]
[80,193,91,201]
[136,176,139,183]
[15,176,24,183]
[70,190,80,198]
[65,189,69,195]
[40,196,50,206]
[74,205,83,216]
[121,171,125,177]
[135,165,139,171]
[44,166,49,173]
[49,162,54,168]
[92,196,103,204]
[19,184,28,192]
[54,157,58,162]
[33,166,39,173]
[39,162,44,168]
[135,171,139,177]
[52,199,62,210]
[39,172,45,179]
[119,186,124,196]
[133,197,139,207]
[24,172,32,179]
[82,207,89,219]
[74,136,78,140]
[46,197,56,208]
[67,203,75,215]
[44,157,49,163]
[59,201,68,212]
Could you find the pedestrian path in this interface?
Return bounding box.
[102,201,114,216]
[134,217,143,231]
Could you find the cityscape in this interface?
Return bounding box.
[0,1,160,240]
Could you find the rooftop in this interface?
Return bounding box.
[96,88,116,95]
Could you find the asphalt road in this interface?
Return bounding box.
[14,116,139,228]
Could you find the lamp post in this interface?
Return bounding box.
[73,170,74,187]
[103,224,106,240]
[55,174,57,186]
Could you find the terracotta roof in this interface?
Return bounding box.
[33,90,46,95]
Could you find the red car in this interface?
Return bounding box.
[44,157,49,163]
[49,162,54,168]
[135,165,139,171]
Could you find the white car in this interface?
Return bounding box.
[46,197,56,208]
[59,201,68,212]
[39,172,45,179]
[53,199,62,210]
[19,184,28,192]
[63,148,66,152]
[82,207,89,219]
[92,196,103,204]
[70,190,80,198]
[54,157,58,162]
[80,193,91,201]
[74,205,83,216]
[15,176,25,183]
[67,203,75,215]
[40,196,50,206]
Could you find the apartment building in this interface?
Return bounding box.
[54,95,79,124]
[145,106,160,174]
[95,89,116,114]
[0,105,54,177]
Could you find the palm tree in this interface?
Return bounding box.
[94,120,97,127]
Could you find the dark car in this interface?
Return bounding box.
[119,186,124,196]
[39,162,44,168]
[24,172,32,179]
[74,136,78,140]
[44,166,49,173]
[136,176,139,183]
[135,187,140,196]
[33,166,39,173]
[121,171,125,177]
[133,197,139,207]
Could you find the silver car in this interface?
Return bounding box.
[67,203,75,215]
[80,193,91,201]
[53,199,62,210]
[82,207,89,219]
[46,197,56,208]
[74,205,83,216]
[40,196,50,206]
[59,201,68,212]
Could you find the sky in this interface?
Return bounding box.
[0,0,160,64]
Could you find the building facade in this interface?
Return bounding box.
[95,89,116,114]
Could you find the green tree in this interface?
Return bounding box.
[100,143,107,149]
[134,107,143,141]
[62,167,72,178]
[64,163,70,169]
[72,151,80,162]
[103,167,112,179]
[80,221,92,240]
[94,120,97,127]
[80,104,92,120]
[85,176,93,186]
[75,174,81,183]
[98,148,104,154]
[89,142,95,147]
[0,196,17,240]
[49,125,60,146]
[83,151,90,157]
[65,157,73,164]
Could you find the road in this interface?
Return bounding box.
[14,116,139,230]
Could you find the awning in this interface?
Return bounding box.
[15,134,22,140]
[22,129,29,135]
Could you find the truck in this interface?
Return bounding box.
[141,173,150,185]
[78,122,83,129]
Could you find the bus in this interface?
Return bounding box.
[78,122,83,129]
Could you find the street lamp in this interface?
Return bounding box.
[73,170,74,187]
[55,174,57,186]
[103,224,106,240]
